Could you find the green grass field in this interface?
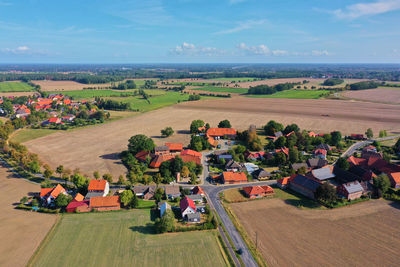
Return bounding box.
[247,90,330,99]
[0,81,35,92]
[207,77,260,82]
[48,89,166,99]
[30,210,227,267]
[10,128,57,143]
[190,86,248,94]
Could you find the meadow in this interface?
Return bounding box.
[247,90,330,99]
[0,82,34,92]
[48,89,165,99]
[29,210,227,267]
[190,86,248,94]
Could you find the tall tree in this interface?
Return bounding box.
[218,120,231,128]
[128,134,155,155]
[365,128,373,139]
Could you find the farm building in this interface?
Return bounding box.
[307,158,328,169]
[252,169,271,180]
[87,179,109,197]
[388,172,400,189]
[186,213,201,223]
[165,143,183,153]
[337,181,363,200]
[243,185,274,199]
[309,166,335,182]
[289,174,321,199]
[222,172,248,184]
[40,184,67,206]
[66,200,90,213]
[132,186,156,200]
[277,175,295,189]
[207,128,237,139]
[154,146,170,156]
[89,196,120,211]
[181,149,202,158]
[225,160,245,172]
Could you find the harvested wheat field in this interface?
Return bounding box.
[31,80,113,91]
[343,88,400,104]
[238,78,368,89]
[25,97,400,179]
[0,163,56,267]
[231,198,400,267]
[0,91,38,97]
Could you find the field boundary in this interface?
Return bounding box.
[27,214,61,267]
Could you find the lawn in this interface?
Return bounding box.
[247,90,330,99]
[10,128,57,143]
[48,89,166,99]
[29,210,228,267]
[190,86,248,94]
[0,81,35,92]
[272,186,325,209]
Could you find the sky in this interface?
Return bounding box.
[0,0,399,63]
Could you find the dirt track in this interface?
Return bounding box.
[25,97,400,178]
[0,163,56,267]
[231,199,400,267]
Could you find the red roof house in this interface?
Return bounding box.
[89,196,120,211]
[135,150,151,162]
[243,185,275,199]
[66,200,89,213]
[277,174,296,189]
[180,154,201,165]
[207,128,237,138]
[180,196,197,217]
[88,180,109,196]
[40,184,67,206]
[192,186,205,196]
[165,143,183,152]
[181,149,202,158]
[388,172,400,189]
[222,172,248,184]
[149,154,174,168]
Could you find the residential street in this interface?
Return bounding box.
[341,134,400,158]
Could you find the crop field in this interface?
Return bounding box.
[238,78,368,89]
[190,86,248,94]
[0,163,56,267]
[231,198,400,267]
[342,88,400,104]
[247,89,330,99]
[206,77,260,82]
[25,97,400,178]
[48,89,165,99]
[0,81,34,92]
[29,210,227,267]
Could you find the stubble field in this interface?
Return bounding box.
[342,87,400,104]
[231,198,400,267]
[0,163,56,267]
[24,97,400,178]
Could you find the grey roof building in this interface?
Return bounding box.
[311,166,335,181]
[186,213,201,223]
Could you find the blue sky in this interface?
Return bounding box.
[0,0,399,63]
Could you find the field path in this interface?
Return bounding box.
[25,97,400,178]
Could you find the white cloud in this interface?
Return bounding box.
[2,46,31,54]
[311,50,330,56]
[172,42,224,56]
[215,19,267,35]
[272,50,289,56]
[237,43,270,55]
[333,0,400,19]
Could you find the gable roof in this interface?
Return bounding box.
[313,149,327,156]
[307,158,328,168]
[207,136,218,147]
[180,154,201,165]
[149,154,175,168]
[164,185,180,195]
[180,196,196,212]
[154,146,169,152]
[223,172,247,183]
[292,162,308,171]
[74,193,84,202]
[181,149,202,158]
[192,186,205,195]
[277,175,296,186]
[48,184,66,199]
[243,185,274,196]
[253,169,271,179]
[135,150,151,161]
[207,128,237,137]
[40,187,53,198]
[90,196,120,208]
[66,200,89,210]
[88,180,107,191]
[291,174,321,192]
[310,166,335,181]
[342,181,363,194]
[389,172,400,184]
[347,156,367,166]
[165,143,183,151]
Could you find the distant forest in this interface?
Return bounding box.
[0,64,399,83]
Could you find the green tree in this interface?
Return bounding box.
[172,156,184,174]
[263,120,284,136]
[161,127,174,137]
[373,174,391,195]
[289,147,299,163]
[120,190,134,207]
[93,171,100,180]
[44,168,53,179]
[274,136,286,148]
[190,172,198,184]
[118,175,125,185]
[155,209,175,233]
[315,183,337,204]
[128,134,155,155]
[132,193,139,208]
[365,128,373,139]
[181,166,190,177]
[275,152,287,166]
[336,157,350,170]
[71,174,89,193]
[218,120,231,128]
[330,131,342,146]
[154,187,165,203]
[56,165,64,178]
[20,196,28,204]
[153,173,162,185]
[383,152,391,163]
[28,161,41,173]
[103,173,113,183]
[190,120,205,134]
[55,193,72,208]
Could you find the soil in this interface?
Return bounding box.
[343,88,400,104]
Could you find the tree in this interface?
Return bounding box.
[128,134,155,155]
[118,175,125,185]
[275,136,286,148]
[55,193,72,208]
[44,167,53,180]
[190,172,198,184]
[161,127,174,137]
[289,147,299,163]
[155,209,175,233]
[132,193,139,208]
[379,130,387,138]
[56,165,64,178]
[275,152,287,165]
[218,120,231,128]
[263,120,283,136]
[330,131,342,146]
[383,152,391,163]
[120,190,134,207]
[315,183,337,204]
[373,174,391,195]
[20,196,28,204]
[154,187,164,203]
[171,156,184,174]
[93,171,100,180]
[71,174,89,193]
[365,128,373,139]
[336,157,350,171]
[153,173,162,185]
[190,120,204,134]
[181,166,190,177]
[28,160,41,173]
[283,124,299,134]
[102,173,112,183]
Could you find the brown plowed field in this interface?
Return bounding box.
[343,88,400,104]
[31,80,113,91]
[231,198,400,267]
[0,163,56,267]
[0,91,38,97]
[25,97,400,179]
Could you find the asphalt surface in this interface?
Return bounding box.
[341,134,400,158]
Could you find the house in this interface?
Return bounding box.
[307,158,328,169]
[165,143,183,153]
[222,172,248,184]
[388,172,400,188]
[313,149,327,159]
[243,185,274,199]
[218,154,233,161]
[361,150,383,159]
[207,128,237,139]
[186,213,201,223]
[74,193,84,202]
[350,134,365,140]
[154,146,170,156]
[337,181,363,200]
[164,185,181,199]
[363,145,377,152]
[207,136,218,147]
[347,156,367,167]
[88,179,109,197]
[308,166,335,182]
[66,200,90,213]
[62,115,75,122]
[135,150,151,162]
[149,154,174,168]
[187,194,203,203]
[244,162,259,174]
[291,162,309,172]
[44,117,62,125]
[132,186,156,200]
[181,149,202,158]
[40,184,67,206]
[15,108,31,118]
[252,169,271,180]
[89,196,120,211]
[159,201,171,217]
[348,165,376,182]
[180,154,201,165]
[245,151,266,161]
[277,175,296,189]
[180,196,197,218]
[275,147,289,157]
[267,131,283,140]
[289,174,321,199]
[225,160,245,172]
[192,186,205,196]
[317,143,332,151]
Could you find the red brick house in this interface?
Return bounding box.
[243,185,274,199]
[337,181,363,200]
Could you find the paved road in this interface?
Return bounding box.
[203,181,277,267]
[341,134,400,158]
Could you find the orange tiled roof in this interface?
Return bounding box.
[90,196,120,208]
[165,143,183,151]
[41,184,66,199]
[74,193,84,202]
[181,149,202,158]
[207,128,237,137]
[149,154,174,168]
[181,154,201,165]
[243,185,274,196]
[389,172,400,184]
[192,186,205,195]
[135,150,151,161]
[88,180,107,191]
[223,172,247,183]
[40,188,53,197]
